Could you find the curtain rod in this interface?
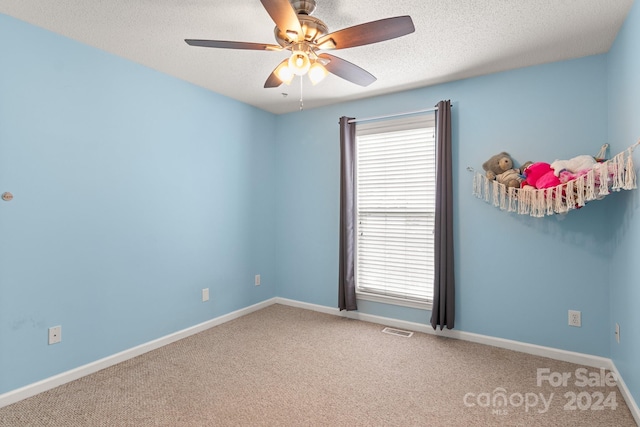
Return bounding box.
[347,104,452,124]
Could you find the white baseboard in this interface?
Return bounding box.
[0,298,277,409]
[611,363,640,426]
[274,297,640,424]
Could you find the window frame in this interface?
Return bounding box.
[354,113,436,311]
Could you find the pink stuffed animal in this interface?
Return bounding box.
[521,162,561,189]
[558,169,591,183]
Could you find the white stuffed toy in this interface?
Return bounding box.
[551,155,597,177]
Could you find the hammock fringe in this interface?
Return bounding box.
[472,143,638,217]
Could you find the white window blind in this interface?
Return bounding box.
[356,114,436,303]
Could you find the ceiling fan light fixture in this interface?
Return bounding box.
[274,61,295,85]
[288,44,311,76]
[308,62,328,85]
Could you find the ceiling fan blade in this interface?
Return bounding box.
[185,39,282,51]
[264,59,289,88]
[318,53,376,87]
[264,73,283,88]
[260,0,303,41]
[316,16,415,50]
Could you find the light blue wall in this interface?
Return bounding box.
[275,55,612,357]
[607,0,640,407]
[0,14,277,394]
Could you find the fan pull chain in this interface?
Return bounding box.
[299,76,304,111]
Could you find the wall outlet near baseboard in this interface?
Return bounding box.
[568,310,581,327]
[48,326,62,345]
[255,274,261,286]
[202,288,209,302]
[615,323,620,343]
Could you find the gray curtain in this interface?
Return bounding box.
[431,100,455,330]
[338,116,357,311]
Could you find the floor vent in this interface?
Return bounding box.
[381,327,413,338]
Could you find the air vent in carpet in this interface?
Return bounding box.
[381,327,413,338]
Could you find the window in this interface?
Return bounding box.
[355,114,436,308]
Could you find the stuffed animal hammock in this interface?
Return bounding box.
[472,142,639,217]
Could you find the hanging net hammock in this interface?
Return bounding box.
[472,142,639,217]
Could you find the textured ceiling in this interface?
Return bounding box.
[0,0,634,114]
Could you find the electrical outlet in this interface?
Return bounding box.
[615,323,620,343]
[48,326,62,345]
[568,310,581,327]
[202,288,209,302]
[255,274,261,286]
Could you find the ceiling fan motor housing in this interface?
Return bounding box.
[274,14,328,46]
[290,0,316,15]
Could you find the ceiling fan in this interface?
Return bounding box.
[185,0,415,88]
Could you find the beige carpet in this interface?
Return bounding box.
[0,304,636,426]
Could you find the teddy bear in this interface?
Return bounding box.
[482,152,522,188]
[550,155,597,176]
